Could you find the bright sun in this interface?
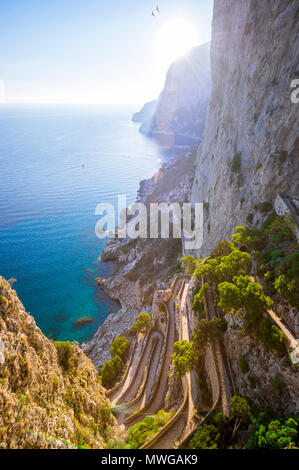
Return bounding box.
[155,19,199,67]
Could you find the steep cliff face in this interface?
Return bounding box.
[0,277,120,449]
[139,42,211,146]
[191,0,299,257]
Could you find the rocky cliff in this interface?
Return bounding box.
[132,100,157,127]
[0,276,121,449]
[138,42,211,147]
[191,0,299,257]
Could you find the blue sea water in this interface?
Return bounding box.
[0,104,161,343]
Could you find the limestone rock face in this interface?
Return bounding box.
[140,42,211,146]
[0,276,119,449]
[191,0,299,257]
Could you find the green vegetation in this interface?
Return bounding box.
[194,247,252,285]
[189,417,230,449]
[130,312,152,335]
[100,355,124,388]
[99,336,130,389]
[218,275,273,327]
[189,396,298,449]
[249,413,298,449]
[192,282,208,319]
[210,240,233,259]
[234,215,299,308]
[53,341,72,370]
[230,395,253,429]
[192,318,227,354]
[125,410,172,449]
[172,340,197,377]
[238,355,249,374]
[181,255,198,274]
[189,395,251,449]
[110,336,129,360]
[185,218,294,358]
[256,320,285,353]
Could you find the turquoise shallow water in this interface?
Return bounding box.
[0,104,161,343]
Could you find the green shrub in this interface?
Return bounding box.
[248,414,298,449]
[218,275,273,326]
[192,282,208,319]
[195,247,252,285]
[210,240,233,259]
[230,395,253,427]
[100,355,124,388]
[232,225,266,251]
[256,320,285,353]
[172,340,197,377]
[191,317,227,354]
[53,341,72,370]
[274,275,299,308]
[130,312,152,335]
[126,410,171,449]
[181,255,198,274]
[110,336,129,360]
[189,412,231,449]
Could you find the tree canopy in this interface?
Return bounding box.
[218,275,273,326]
[100,355,124,388]
[130,312,152,335]
[110,336,130,359]
[172,340,197,377]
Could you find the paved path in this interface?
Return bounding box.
[116,330,163,406]
[142,277,197,449]
[108,335,144,406]
[125,278,185,428]
[204,286,232,416]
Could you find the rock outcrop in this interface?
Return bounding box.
[138,42,211,147]
[132,100,157,129]
[0,276,120,449]
[191,0,299,257]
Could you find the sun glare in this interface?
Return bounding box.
[155,19,199,67]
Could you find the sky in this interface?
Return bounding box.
[0,0,213,105]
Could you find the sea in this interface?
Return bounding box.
[0,104,162,343]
